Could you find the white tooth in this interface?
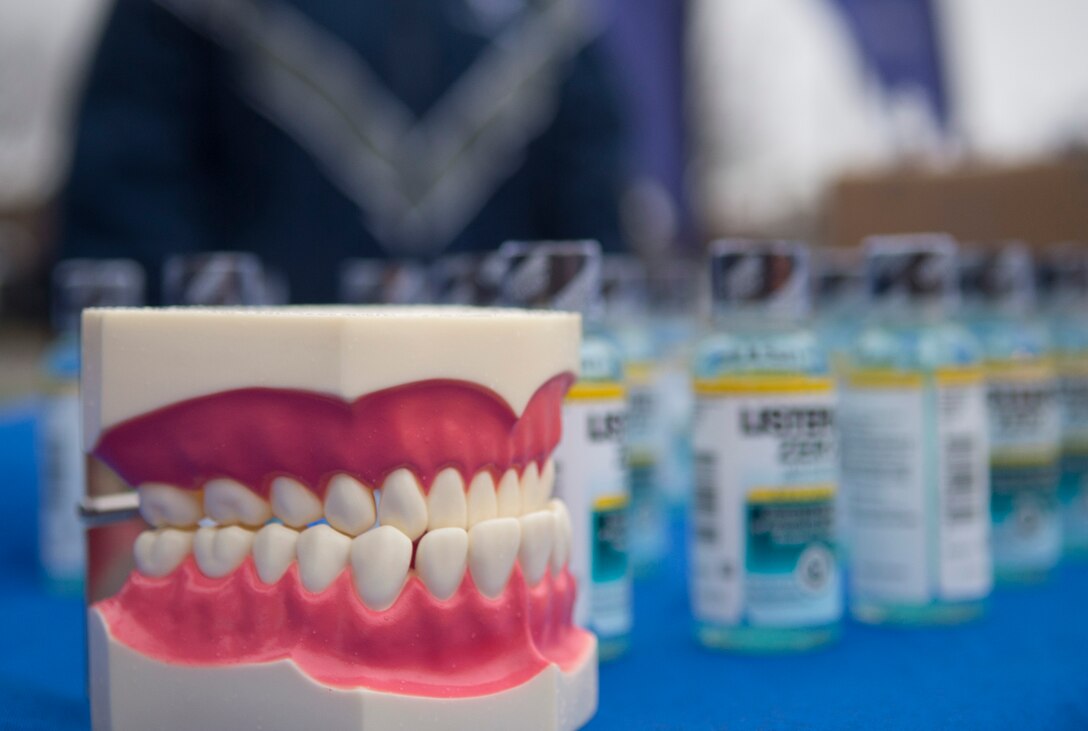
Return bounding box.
[193,526,254,578]
[468,517,521,598]
[133,528,193,577]
[547,499,572,573]
[518,511,556,586]
[324,474,376,536]
[351,526,412,611]
[416,527,468,600]
[466,472,498,526]
[270,477,322,528]
[495,469,521,518]
[203,479,271,527]
[427,469,467,530]
[296,524,352,593]
[377,469,428,540]
[541,460,556,504]
[138,484,203,528]
[252,523,299,584]
[518,463,546,513]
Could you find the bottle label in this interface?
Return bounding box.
[39,387,87,581]
[553,381,631,637]
[691,375,840,628]
[625,362,666,566]
[842,368,991,604]
[985,359,1061,567]
[1057,356,1088,533]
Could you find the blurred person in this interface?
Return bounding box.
[60,0,627,303]
[688,0,949,237]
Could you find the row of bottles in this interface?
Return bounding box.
[690,234,1088,653]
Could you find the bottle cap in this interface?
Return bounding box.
[959,241,1035,314]
[1038,242,1088,307]
[814,246,863,313]
[707,239,811,319]
[339,259,432,304]
[498,240,602,315]
[429,253,506,306]
[162,252,270,306]
[52,259,145,333]
[864,233,958,311]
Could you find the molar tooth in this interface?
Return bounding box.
[252,523,299,584]
[203,479,271,527]
[468,517,521,598]
[377,469,428,540]
[518,511,556,586]
[415,527,468,600]
[133,528,193,577]
[138,484,203,528]
[193,526,255,578]
[427,468,467,530]
[548,499,572,573]
[466,472,498,526]
[296,524,352,593]
[270,477,322,528]
[495,469,521,518]
[324,474,376,536]
[351,526,412,611]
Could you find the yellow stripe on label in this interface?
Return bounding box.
[747,484,836,504]
[626,361,657,385]
[694,375,834,396]
[1056,354,1088,378]
[991,449,1061,468]
[845,366,984,389]
[845,369,924,388]
[594,494,629,511]
[984,358,1056,381]
[935,366,985,386]
[566,381,626,401]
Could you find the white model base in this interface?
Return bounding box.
[88,608,597,731]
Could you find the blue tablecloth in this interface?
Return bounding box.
[3,404,1087,730]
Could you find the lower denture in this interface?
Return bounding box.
[96,558,589,697]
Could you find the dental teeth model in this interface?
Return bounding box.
[83,307,596,731]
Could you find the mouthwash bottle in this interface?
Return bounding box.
[39,259,144,592]
[500,240,632,659]
[602,255,667,574]
[691,240,841,652]
[814,247,864,563]
[843,234,991,625]
[1040,244,1088,557]
[961,243,1061,582]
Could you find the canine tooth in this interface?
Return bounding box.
[495,469,521,518]
[204,479,271,527]
[541,459,556,504]
[270,477,322,528]
[133,528,193,577]
[138,484,203,528]
[548,499,572,573]
[519,463,546,513]
[324,474,376,536]
[377,469,428,540]
[427,469,467,530]
[468,517,521,598]
[193,526,255,578]
[518,511,556,585]
[466,472,498,526]
[296,524,352,593]
[252,523,299,584]
[351,526,412,611]
[416,527,468,600]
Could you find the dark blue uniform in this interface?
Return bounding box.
[61,0,627,302]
